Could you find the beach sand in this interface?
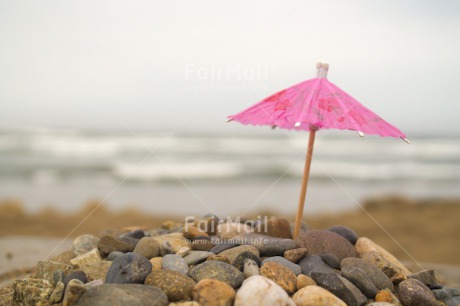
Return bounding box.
[0,195,459,288]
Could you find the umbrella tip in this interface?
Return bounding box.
[357,131,364,137]
[402,137,411,144]
[295,122,301,127]
[226,118,233,122]
[316,62,329,78]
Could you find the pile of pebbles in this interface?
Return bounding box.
[8,215,460,306]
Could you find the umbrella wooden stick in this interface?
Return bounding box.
[293,129,316,238]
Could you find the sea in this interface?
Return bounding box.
[0,127,459,216]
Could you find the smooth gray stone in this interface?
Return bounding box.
[320,253,340,269]
[183,251,214,265]
[341,265,378,299]
[209,243,239,254]
[236,233,297,256]
[106,251,124,261]
[262,256,302,276]
[162,254,189,275]
[189,260,244,288]
[63,270,87,287]
[327,225,358,245]
[299,255,334,277]
[312,272,367,306]
[408,269,443,289]
[341,257,394,291]
[105,252,152,284]
[75,284,168,306]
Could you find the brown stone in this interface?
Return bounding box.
[295,230,356,262]
[193,279,236,306]
[260,262,297,294]
[206,254,230,264]
[296,274,316,289]
[376,289,402,305]
[195,216,219,236]
[150,257,163,271]
[254,217,292,239]
[184,225,209,239]
[97,235,134,257]
[145,269,196,302]
[284,248,307,263]
[133,237,160,259]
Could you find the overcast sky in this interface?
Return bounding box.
[0,0,459,136]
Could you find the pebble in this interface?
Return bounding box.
[184,251,215,266]
[70,246,109,282]
[319,254,340,269]
[236,233,297,256]
[105,252,152,284]
[397,278,439,306]
[260,261,297,294]
[206,254,230,264]
[150,257,163,271]
[296,274,316,289]
[341,265,378,299]
[295,230,356,261]
[327,225,358,245]
[49,281,65,304]
[120,229,145,239]
[262,256,302,276]
[63,270,88,287]
[191,237,215,251]
[193,279,236,306]
[293,285,347,306]
[183,225,209,239]
[169,302,201,306]
[162,254,189,275]
[71,248,102,268]
[218,245,260,269]
[408,269,443,289]
[209,242,239,254]
[355,237,410,277]
[298,255,334,277]
[234,275,295,306]
[284,248,307,263]
[35,260,72,283]
[73,234,100,256]
[312,272,367,306]
[75,284,168,306]
[133,237,160,259]
[375,288,402,305]
[253,216,292,238]
[52,269,65,286]
[63,279,87,306]
[97,235,135,257]
[341,257,394,291]
[217,222,253,239]
[145,269,196,302]
[160,240,175,256]
[194,216,219,236]
[177,246,191,257]
[366,303,394,306]
[154,233,191,253]
[106,251,124,261]
[13,278,54,306]
[243,258,260,278]
[189,260,244,289]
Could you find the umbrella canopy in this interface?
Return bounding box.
[228,62,408,141]
[227,62,409,238]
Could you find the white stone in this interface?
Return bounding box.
[234,275,295,306]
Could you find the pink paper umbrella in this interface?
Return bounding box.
[227,62,409,238]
